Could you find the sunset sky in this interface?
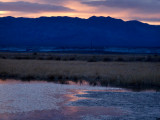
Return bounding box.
[0,0,160,25]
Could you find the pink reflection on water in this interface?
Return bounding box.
[60,89,129,119]
[65,89,89,102]
[0,89,128,120]
[0,79,130,120]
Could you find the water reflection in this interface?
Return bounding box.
[0,79,159,120]
[65,90,89,102]
[0,79,129,120]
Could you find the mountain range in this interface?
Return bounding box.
[0,16,160,47]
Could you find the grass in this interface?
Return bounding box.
[0,58,160,90]
[0,52,160,62]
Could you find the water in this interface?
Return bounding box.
[0,79,159,120]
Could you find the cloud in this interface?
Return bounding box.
[0,1,74,13]
[0,0,160,25]
[1,0,75,5]
[83,0,160,13]
[131,17,160,22]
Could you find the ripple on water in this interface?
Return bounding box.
[0,79,107,114]
[0,79,159,120]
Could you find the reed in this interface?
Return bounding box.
[0,59,160,89]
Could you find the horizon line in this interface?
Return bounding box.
[1,15,159,26]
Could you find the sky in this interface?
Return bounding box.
[0,0,160,25]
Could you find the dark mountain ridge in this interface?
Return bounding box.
[0,16,160,47]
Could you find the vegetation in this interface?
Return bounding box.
[0,58,160,90]
[0,52,160,62]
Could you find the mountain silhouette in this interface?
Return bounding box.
[0,16,160,47]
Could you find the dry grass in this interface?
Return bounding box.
[0,52,160,62]
[0,59,160,89]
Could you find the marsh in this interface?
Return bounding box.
[0,53,160,89]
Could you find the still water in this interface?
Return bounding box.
[0,79,159,120]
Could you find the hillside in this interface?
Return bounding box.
[0,16,160,47]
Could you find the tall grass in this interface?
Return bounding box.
[0,59,160,89]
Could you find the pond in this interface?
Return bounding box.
[0,79,160,120]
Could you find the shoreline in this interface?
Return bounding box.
[1,77,160,91]
[0,57,160,90]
